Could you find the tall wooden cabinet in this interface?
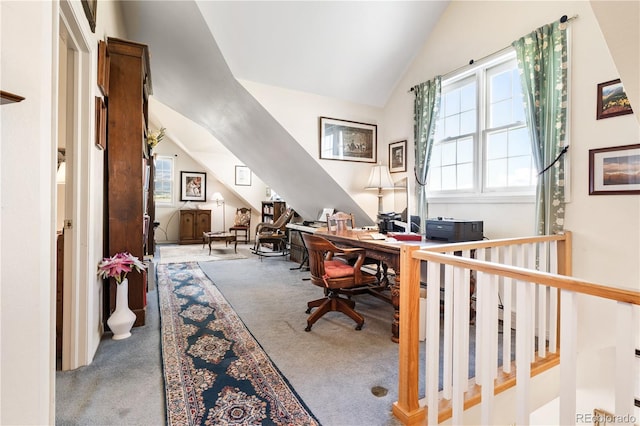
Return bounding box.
[179,210,211,244]
[104,37,153,327]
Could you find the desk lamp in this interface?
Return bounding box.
[365,164,394,213]
[211,192,225,231]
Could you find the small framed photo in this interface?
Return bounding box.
[389,140,407,173]
[97,40,109,96]
[81,0,97,33]
[589,143,640,195]
[596,79,633,120]
[180,171,206,201]
[94,96,106,150]
[235,165,252,186]
[319,117,377,163]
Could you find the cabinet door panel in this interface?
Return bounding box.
[195,211,211,236]
[180,211,196,240]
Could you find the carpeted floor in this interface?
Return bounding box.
[60,244,514,426]
[198,257,404,426]
[158,261,319,425]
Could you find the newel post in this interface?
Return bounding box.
[393,245,426,425]
[557,231,572,276]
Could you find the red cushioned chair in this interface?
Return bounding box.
[302,233,379,331]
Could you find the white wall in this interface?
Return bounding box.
[385,0,639,288]
[239,80,389,221]
[1,0,128,422]
[383,0,640,419]
[1,2,56,424]
[153,136,261,243]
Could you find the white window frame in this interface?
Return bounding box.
[427,49,536,204]
[154,155,175,207]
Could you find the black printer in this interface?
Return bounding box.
[425,218,483,242]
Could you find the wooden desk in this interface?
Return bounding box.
[315,228,438,342]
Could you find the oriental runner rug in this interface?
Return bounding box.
[158,262,319,425]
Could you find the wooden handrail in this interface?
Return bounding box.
[394,232,639,425]
[413,251,640,306]
[420,233,569,253]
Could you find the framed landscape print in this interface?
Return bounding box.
[589,144,640,195]
[596,79,633,120]
[180,171,207,201]
[389,140,407,173]
[319,117,377,163]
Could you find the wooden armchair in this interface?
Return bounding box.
[302,233,379,331]
[326,211,355,232]
[229,207,251,244]
[252,208,295,256]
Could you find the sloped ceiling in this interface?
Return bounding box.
[197,1,449,107]
[120,0,447,224]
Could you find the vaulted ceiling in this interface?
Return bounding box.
[120,0,448,224]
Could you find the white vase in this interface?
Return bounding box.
[107,278,136,340]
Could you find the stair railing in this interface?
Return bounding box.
[393,231,640,425]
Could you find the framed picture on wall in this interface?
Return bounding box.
[589,143,640,195]
[319,117,377,163]
[235,165,252,186]
[180,171,207,201]
[596,79,633,120]
[81,0,97,33]
[97,40,109,96]
[389,140,407,173]
[94,96,106,150]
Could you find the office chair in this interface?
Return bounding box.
[302,233,379,331]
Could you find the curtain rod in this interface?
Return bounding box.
[408,14,578,93]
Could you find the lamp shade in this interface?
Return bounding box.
[365,164,394,190]
[211,192,224,203]
[56,162,66,184]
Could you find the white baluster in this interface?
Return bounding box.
[516,274,533,426]
[502,245,513,374]
[426,260,441,426]
[548,242,558,353]
[559,289,577,425]
[526,243,537,361]
[475,247,486,384]
[462,250,471,392]
[443,262,454,400]
[452,265,467,425]
[615,302,635,422]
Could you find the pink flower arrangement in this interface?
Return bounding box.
[97,252,146,284]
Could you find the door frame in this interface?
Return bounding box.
[58,0,95,370]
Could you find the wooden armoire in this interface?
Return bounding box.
[104,37,154,327]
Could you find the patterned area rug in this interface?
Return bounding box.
[158,262,319,425]
[157,244,250,264]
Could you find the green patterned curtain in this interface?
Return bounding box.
[512,20,568,235]
[413,77,441,230]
